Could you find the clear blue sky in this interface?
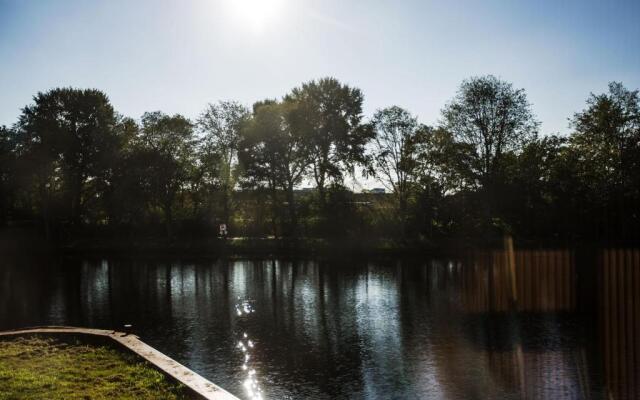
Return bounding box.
[1,0,639,135]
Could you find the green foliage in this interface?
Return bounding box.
[238,100,311,235]
[371,107,420,213]
[442,75,538,185]
[197,101,250,226]
[13,88,119,229]
[1,79,639,242]
[285,78,374,206]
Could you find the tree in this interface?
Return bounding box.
[500,135,568,237]
[197,101,250,226]
[571,82,639,188]
[137,112,195,237]
[442,76,538,226]
[442,76,538,185]
[238,100,311,236]
[14,88,119,228]
[101,116,145,226]
[413,127,478,194]
[570,82,640,238]
[371,106,421,227]
[285,78,373,207]
[0,126,15,225]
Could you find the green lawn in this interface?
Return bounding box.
[0,335,191,400]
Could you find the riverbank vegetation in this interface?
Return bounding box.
[0,336,189,399]
[0,77,638,247]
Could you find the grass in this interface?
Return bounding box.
[0,335,191,400]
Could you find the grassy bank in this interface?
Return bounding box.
[0,336,191,399]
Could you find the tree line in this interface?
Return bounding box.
[1,76,638,243]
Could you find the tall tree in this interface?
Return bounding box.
[102,116,144,226]
[286,78,373,207]
[197,101,250,226]
[14,88,118,227]
[238,100,311,235]
[138,112,195,237]
[371,106,421,225]
[0,126,15,225]
[570,82,640,237]
[442,76,538,185]
[442,76,538,225]
[571,82,640,189]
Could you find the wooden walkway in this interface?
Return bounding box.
[0,326,239,400]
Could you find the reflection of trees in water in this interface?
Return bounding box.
[0,251,638,399]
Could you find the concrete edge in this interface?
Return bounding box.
[0,326,240,400]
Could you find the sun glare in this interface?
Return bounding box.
[226,0,285,32]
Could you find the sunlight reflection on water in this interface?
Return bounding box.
[235,299,264,400]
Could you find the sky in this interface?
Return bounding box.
[1,0,639,137]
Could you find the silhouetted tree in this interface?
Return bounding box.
[0,126,15,225]
[13,88,119,230]
[569,82,640,238]
[442,76,538,229]
[197,101,250,227]
[286,78,373,208]
[371,106,421,231]
[409,127,478,237]
[239,100,311,236]
[102,116,145,226]
[1,79,638,244]
[138,112,195,237]
[413,127,477,194]
[500,135,568,237]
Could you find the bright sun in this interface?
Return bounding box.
[227,0,285,32]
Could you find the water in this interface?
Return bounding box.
[0,249,638,399]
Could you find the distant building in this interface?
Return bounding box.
[370,188,386,194]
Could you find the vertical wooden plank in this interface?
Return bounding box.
[545,249,552,312]
[547,250,554,310]
[602,249,611,397]
[494,250,500,312]
[635,248,640,400]
[540,250,549,311]
[527,250,533,311]
[522,250,530,311]
[634,248,640,400]
[549,250,557,310]
[559,250,567,310]
[559,250,565,310]
[565,250,572,310]
[609,249,619,398]
[553,249,564,311]
[533,250,540,311]
[568,250,574,310]
[516,250,523,312]
[616,249,626,399]
[503,236,517,309]
[625,248,634,400]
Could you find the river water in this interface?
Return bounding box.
[0,248,638,399]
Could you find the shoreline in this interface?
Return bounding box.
[2,228,637,259]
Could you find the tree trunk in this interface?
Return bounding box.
[286,184,298,237]
[222,184,230,227]
[313,161,327,209]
